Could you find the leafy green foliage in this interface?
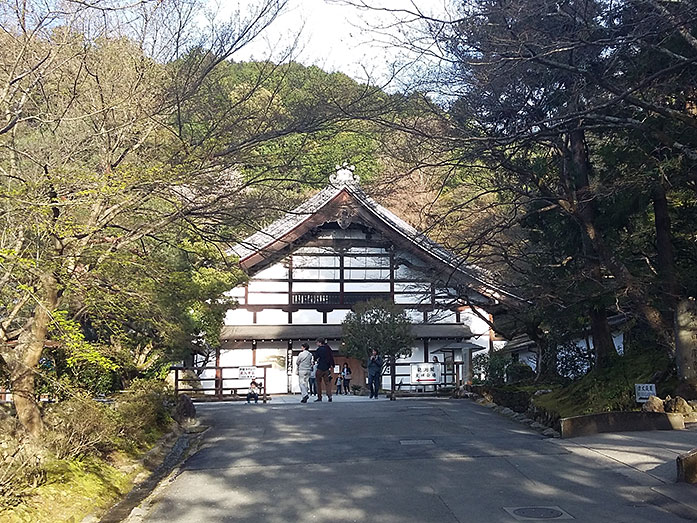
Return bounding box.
[341,300,414,360]
[506,361,535,384]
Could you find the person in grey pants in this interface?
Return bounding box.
[296,343,313,403]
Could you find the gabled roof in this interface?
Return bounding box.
[232,167,525,305]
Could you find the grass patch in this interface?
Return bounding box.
[2,456,144,523]
[533,348,675,418]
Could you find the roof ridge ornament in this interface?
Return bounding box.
[330,162,359,185]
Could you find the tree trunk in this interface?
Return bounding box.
[652,181,677,305]
[4,273,58,437]
[528,324,556,382]
[568,128,616,368]
[675,298,697,384]
[590,307,616,368]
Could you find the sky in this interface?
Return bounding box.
[228,0,452,87]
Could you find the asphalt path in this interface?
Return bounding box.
[138,396,697,523]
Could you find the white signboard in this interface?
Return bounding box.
[635,383,656,403]
[410,363,442,384]
[239,366,257,379]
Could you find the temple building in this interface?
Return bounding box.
[200,166,523,394]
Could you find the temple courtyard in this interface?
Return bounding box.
[133,397,697,522]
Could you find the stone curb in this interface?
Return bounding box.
[677,448,697,484]
[472,395,561,438]
[87,423,209,523]
[560,411,685,439]
[117,425,209,523]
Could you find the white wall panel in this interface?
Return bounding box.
[394,265,429,280]
[346,269,389,280]
[256,309,289,325]
[394,282,430,293]
[293,281,340,292]
[254,264,288,279]
[344,282,390,292]
[292,309,324,324]
[248,292,288,305]
[226,286,246,298]
[326,310,349,324]
[225,308,254,325]
[405,308,424,323]
[248,281,288,292]
[394,293,430,304]
[427,310,457,323]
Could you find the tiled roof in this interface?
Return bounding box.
[232,169,524,303]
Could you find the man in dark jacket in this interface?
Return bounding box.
[367,349,383,399]
[314,338,335,402]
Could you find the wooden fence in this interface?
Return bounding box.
[171,364,271,403]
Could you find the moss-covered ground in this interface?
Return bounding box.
[531,348,676,418]
[2,455,143,523]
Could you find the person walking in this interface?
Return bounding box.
[309,362,317,396]
[341,363,352,395]
[367,349,383,399]
[314,338,335,402]
[296,342,313,403]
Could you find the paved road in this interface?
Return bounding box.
[139,396,697,523]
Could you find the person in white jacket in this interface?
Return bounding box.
[296,342,313,403]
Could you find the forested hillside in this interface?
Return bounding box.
[2,0,697,518]
[350,0,697,394]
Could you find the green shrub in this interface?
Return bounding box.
[43,395,118,460]
[507,362,535,384]
[0,417,46,508]
[115,379,173,447]
[486,352,508,386]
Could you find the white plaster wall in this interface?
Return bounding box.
[226,287,246,299]
[326,310,349,324]
[344,282,390,292]
[225,308,254,325]
[394,293,430,305]
[427,310,457,323]
[293,281,339,292]
[404,309,424,323]
[254,263,288,279]
[292,309,323,324]
[248,292,287,305]
[249,281,288,292]
[462,309,491,340]
[256,309,289,325]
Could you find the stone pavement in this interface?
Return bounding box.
[134,396,697,523]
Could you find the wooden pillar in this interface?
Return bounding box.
[215,346,222,399]
[287,341,293,393]
[288,256,294,324]
[263,366,268,404]
[423,338,429,362]
[389,247,395,301]
[389,355,396,401]
[339,249,345,304]
[174,368,179,396]
[466,349,473,385]
[252,340,257,365]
